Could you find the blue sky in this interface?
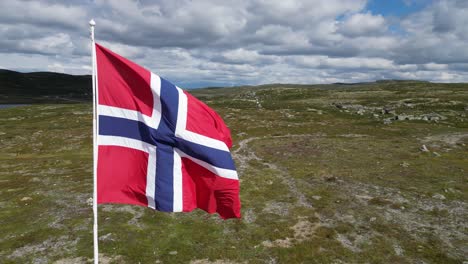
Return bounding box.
[366,0,430,17]
[0,0,467,88]
[365,0,432,37]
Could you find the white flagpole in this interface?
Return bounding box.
[90,19,99,264]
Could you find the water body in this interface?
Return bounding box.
[0,104,28,109]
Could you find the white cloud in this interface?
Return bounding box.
[220,49,262,64]
[396,0,468,64]
[421,63,449,71]
[0,0,467,86]
[19,33,74,55]
[292,56,396,70]
[253,25,310,46]
[338,12,387,37]
[0,0,86,29]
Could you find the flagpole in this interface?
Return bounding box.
[90,19,99,264]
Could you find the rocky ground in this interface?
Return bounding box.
[0,81,467,263]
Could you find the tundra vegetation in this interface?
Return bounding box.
[0,80,467,263]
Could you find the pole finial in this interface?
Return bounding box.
[89,19,96,42]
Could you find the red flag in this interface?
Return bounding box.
[95,43,240,219]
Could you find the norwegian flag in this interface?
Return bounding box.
[95,43,240,219]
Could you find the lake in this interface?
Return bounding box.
[0,104,28,109]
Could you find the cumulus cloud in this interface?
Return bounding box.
[337,12,387,37]
[0,0,467,86]
[0,0,86,29]
[396,0,468,64]
[293,56,396,70]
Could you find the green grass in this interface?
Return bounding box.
[1,81,467,263]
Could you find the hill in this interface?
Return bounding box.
[0,69,91,103]
[0,69,459,104]
[0,76,467,263]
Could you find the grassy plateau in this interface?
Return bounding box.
[0,80,467,263]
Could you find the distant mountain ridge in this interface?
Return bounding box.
[0,69,462,104]
[0,69,91,103]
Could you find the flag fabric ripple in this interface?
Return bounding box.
[95,43,240,219]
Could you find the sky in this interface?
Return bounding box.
[0,0,467,88]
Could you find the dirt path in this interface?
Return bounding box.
[233,135,313,208]
[232,137,261,173]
